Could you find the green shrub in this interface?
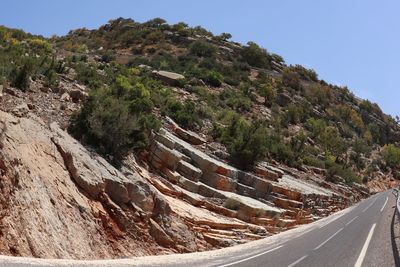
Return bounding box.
[304,156,325,169]
[74,63,102,89]
[326,163,361,184]
[288,64,318,82]
[241,42,271,69]
[161,99,201,130]
[319,126,346,157]
[215,116,268,170]
[189,40,216,58]
[10,61,32,91]
[282,68,301,90]
[257,83,276,106]
[219,89,251,112]
[227,120,269,170]
[69,75,160,162]
[306,118,326,138]
[205,70,223,87]
[382,144,400,169]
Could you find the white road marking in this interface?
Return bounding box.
[362,197,378,212]
[287,255,308,267]
[380,197,388,212]
[314,228,343,250]
[319,212,345,229]
[345,216,358,226]
[354,223,376,267]
[218,245,283,267]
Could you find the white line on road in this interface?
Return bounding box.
[345,216,358,226]
[314,228,343,250]
[218,245,283,267]
[354,223,376,267]
[287,255,308,267]
[362,197,378,212]
[380,197,388,212]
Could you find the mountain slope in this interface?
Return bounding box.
[0,18,397,259]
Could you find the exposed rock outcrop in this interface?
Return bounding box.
[0,110,198,259]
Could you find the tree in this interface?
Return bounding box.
[240,42,271,69]
[218,32,232,41]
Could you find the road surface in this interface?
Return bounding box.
[0,189,397,267]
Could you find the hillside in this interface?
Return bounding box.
[0,18,398,258]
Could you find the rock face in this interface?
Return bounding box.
[0,110,196,259]
[146,126,370,240]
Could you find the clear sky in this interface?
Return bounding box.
[2,0,399,116]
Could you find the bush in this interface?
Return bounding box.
[219,89,251,112]
[10,61,32,91]
[161,99,201,130]
[326,163,361,184]
[282,68,301,90]
[189,40,216,58]
[257,83,276,106]
[28,38,52,54]
[227,120,269,170]
[241,42,271,69]
[304,156,325,169]
[205,70,223,87]
[74,63,102,89]
[306,118,326,138]
[319,126,346,157]
[382,144,400,169]
[216,116,268,170]
[69,75,160,162]
[288,64,318,82]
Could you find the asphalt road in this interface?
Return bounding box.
[0,190,397,267]
[207,189,398,267]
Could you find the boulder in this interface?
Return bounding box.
[152,70,185,86]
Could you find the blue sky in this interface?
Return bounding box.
[2,0,399,116]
